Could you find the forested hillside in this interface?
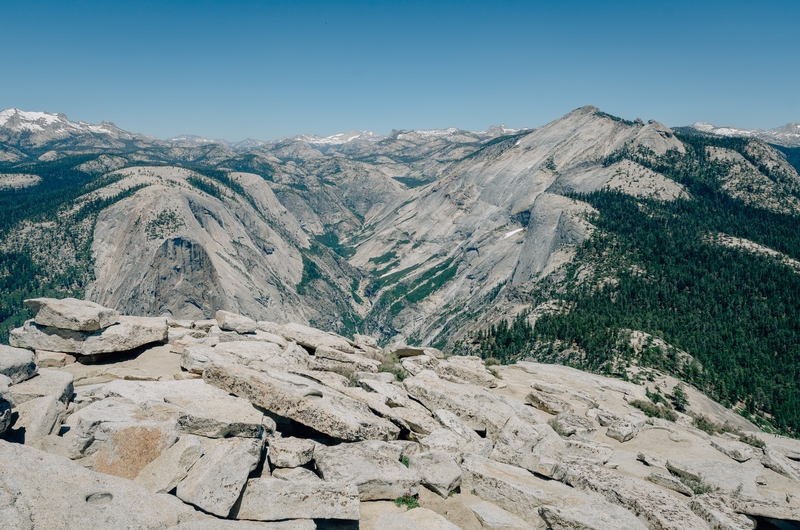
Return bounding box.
[471,133,800,435]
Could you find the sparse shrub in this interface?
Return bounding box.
[470,489,478,496]
[378,354,407,382]
[672,384,689,412]
[394,491,420,510]
[678,475,718,495]
[739,432,765,449]
[484,357,501,367]
[630,399,677,422]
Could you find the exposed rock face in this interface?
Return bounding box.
[25,297,119,331]
[0,344,37,384]
[203,362,399,441]
[10,316,168,355]
[1,303,800,530]
[0,440,181,529]
[314,440,419,500]
[234,478,360,521]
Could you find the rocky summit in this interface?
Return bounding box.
[1,297,799,529]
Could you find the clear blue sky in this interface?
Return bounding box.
[1,0,798,141]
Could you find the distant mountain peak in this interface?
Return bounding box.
[687,121,800,147]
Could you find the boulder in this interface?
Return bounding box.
[372,507,461,530]
[216,310,257,334]
[268,436,315,468]
[0,390,11,434]
[539,502,649,530]
[354,333,379,349]
[688,494,756,530]
[606,419,640,443]
[181,344,239,374]
[314,440,419,500]
[460,453,579,524]
[176,437,263,517]
[564,439,614,465]
[392,402,440,435]
[68,397,180,479]
[35,350,76,368]
[420,428,470,454]
[560,460,708,530]
[467,498,532,530]
[313,345,380,373]
[666,458,760,496]
[550,413,597,441]
[761,446,800,482]
[271,467,321,481]
[435,355,497,388]
[403,370,514,432]
[169,521,316,530]
[705,493,800,523]
[0,344,37,383]
[234,478,360,521]
[8,368,74,405]
[104,379,265,439]
[214,340,286,365]
[134,435,204,494]
[646,472,694,497]
[711,438,755,463]
[0,440,181,529]
[407,450,462,498]
[3,394,63,444]
[401,355,439,376]
[526,389,574,415]
[25,297,119,331]
[386,344,443,359]
[203,363,399,441]
[277,322,355,353]
[489,415,565,478]
[357,371,396,383]
[10,317,168,355]
[359,378,410,407]
[586,407,618,426]
[81,316,169,355]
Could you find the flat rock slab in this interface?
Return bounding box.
[526,389,574,415]
[104,379,265,438]
[561,461,708,530]
[235,478,360,521]
[10,316,168,355]
[359,379,410,408]
[688,494,756,530]
[25,297,119,331]
[271,467,322,481]
[7,368,74,405]
[372,507,461,530]
[407,450,461,498]
[134,435,204,494]
[710,438,755,463]
[203,363,399,442]
[168,520,316,530]
[435,355,497,388]
[3,394,63,444]
[216,310,257,333]
[646,472,694,497]
[550,413,597,441]
[490,415,565,478]
[176,437,263,517]
[277,322,355,353]
[461,453,580,524]
[403,370,514,432]
[68,397,180,479]
[268,436,315,468]
[0,440,180,530]
[314,440,419,500]
[313,345,379,373]
[539,502,649,530]
[467,498,532,530]
[0,344,37,384]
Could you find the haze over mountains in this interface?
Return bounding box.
[2,105,800,435]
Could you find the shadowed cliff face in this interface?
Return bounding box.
[150,237,222,320]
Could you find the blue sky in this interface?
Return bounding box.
[1,0,798,141]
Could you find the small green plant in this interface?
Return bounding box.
[448,488,458,497]
[394,491,420,510]
[401,456,409,468]
[483,357,501,367]
[630,399,677,421]
[378,354,407,382]
[678,475,719,495]
[739,432,765,449]
[470,489,478,496]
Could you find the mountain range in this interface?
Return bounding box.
[1,105,800,435]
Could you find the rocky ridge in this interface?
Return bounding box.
[1,297,799,529]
